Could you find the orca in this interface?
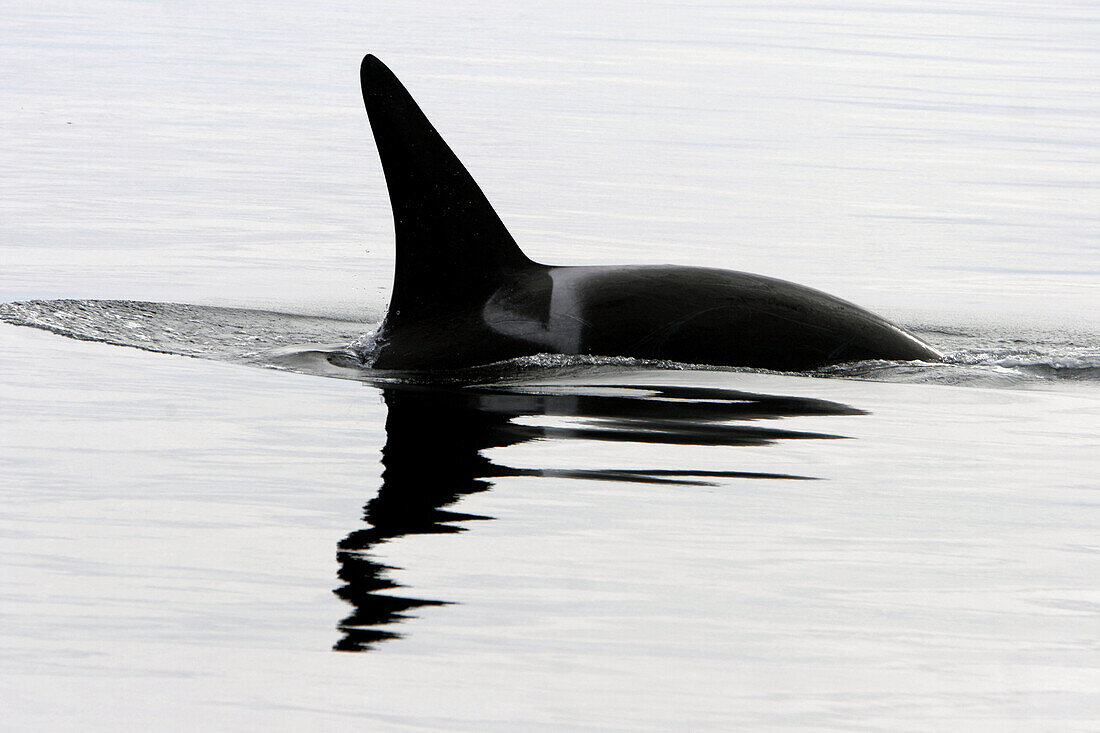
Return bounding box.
[358,54,941,371]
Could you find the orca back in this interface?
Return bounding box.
[357,55,941,371]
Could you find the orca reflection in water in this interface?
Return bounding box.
[334,381,865,652]
[358,55,942,371]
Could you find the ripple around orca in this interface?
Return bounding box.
[2,299,1097,390]
[333,381,865,652]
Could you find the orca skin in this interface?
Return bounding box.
[359,54,941,371]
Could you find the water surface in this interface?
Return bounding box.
[2,1,1099,730]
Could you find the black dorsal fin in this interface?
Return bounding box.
[360,55,535,326]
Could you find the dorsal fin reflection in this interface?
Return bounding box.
[334,382,865,651]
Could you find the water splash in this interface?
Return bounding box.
[3,299,1098,388]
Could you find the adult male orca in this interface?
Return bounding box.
[359,54,941,371]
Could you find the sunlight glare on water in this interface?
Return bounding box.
[2,1,1100,731]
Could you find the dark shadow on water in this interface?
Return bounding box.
[334,382,865,652]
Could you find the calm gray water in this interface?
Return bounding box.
[2,1,1099,730]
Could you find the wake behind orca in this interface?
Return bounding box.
[359,54,941,372]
